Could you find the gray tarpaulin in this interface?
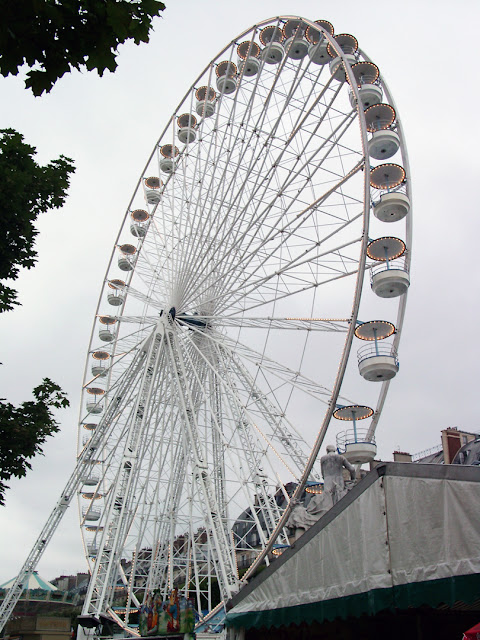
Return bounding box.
[226,463,480,629]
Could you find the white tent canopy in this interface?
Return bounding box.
[226,463,480,630]
[0,571,58,592]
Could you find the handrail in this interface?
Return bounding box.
[357,342,398,364]
[336,427,376,452]
[370,256,408,278]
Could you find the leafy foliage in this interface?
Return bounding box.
[0,0,166,95]
[0,128,75,312]
[0,379,70,506]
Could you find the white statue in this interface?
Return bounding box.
[285,446,356,540]
[286,499,318,538]
[320,444,356,505]
[306,488,332,518]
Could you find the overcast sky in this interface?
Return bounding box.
[0,0,479,584]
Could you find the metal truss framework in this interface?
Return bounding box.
[0,15,411,637]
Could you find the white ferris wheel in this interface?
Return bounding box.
[0,15,412,638]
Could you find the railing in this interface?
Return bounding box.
[83,435,97,447]
[80,473,99,485]
[370,256,408,279]
[371,181,408,202]
[82,506,101,519]
[357,342,398,365]
[369,120,396,132]
[336,428,376,453]
[411,444,443,462]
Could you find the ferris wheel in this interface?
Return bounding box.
[73,15,411,635]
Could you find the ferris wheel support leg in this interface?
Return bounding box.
[80,329,168,622]
[164,326,239,601]
[0,435,114,632]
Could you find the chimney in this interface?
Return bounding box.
[441,428,461,464]
[393,451,412,463]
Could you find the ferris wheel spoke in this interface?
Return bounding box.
[179,329,300,492]
[172,48,345,299]
[186,324,356,409]
[180,328,313,479]
[219,348,319,480]
[183,164,363,314]
[83,332,171,615]
[207,101,358,292]
[181,90,358,305]
[178,315,349,331]
[124,283,164,311]
[195,237,362,317]
[175,332,291,547]
[161,326,240,600]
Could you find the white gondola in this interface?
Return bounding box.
[357,344,399,381]
[355,321,399,382]
[260,25,284,65]
[284,36,308,59]
[159,144,179,174]
[367,237,410,298]
[107,293,123,306]
[283,20,308,60]
[371,261,410,298]
[307,40,329,64]
[98,315,117,343]
[144,177,162,204]
[98,329,114,342]
[91,350,110,377]
[107,293,124,306]
[107,278,126,306]
[91,363,107,377]
[216,61,237,95]
[334,406,376,464]
[329,54,356,81]
[195,86,216,118]
[87,543,97,557]
[118,243,136,272]
[350,84,383,109]
[86,402,103,414]
[365,103,400,159]
[83,507,101,522]
[177,113,198,144]
[118,257,134,271]
[349,62,382,109]
[130,209,150,237]
[328,33,358,82]
[306,19,333,65]
[342,438,377,464]
[373,191,410,222]
[237,41,260,77]
[368,130,400,160]
[86,386,105,414]
[81,474,99,487]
